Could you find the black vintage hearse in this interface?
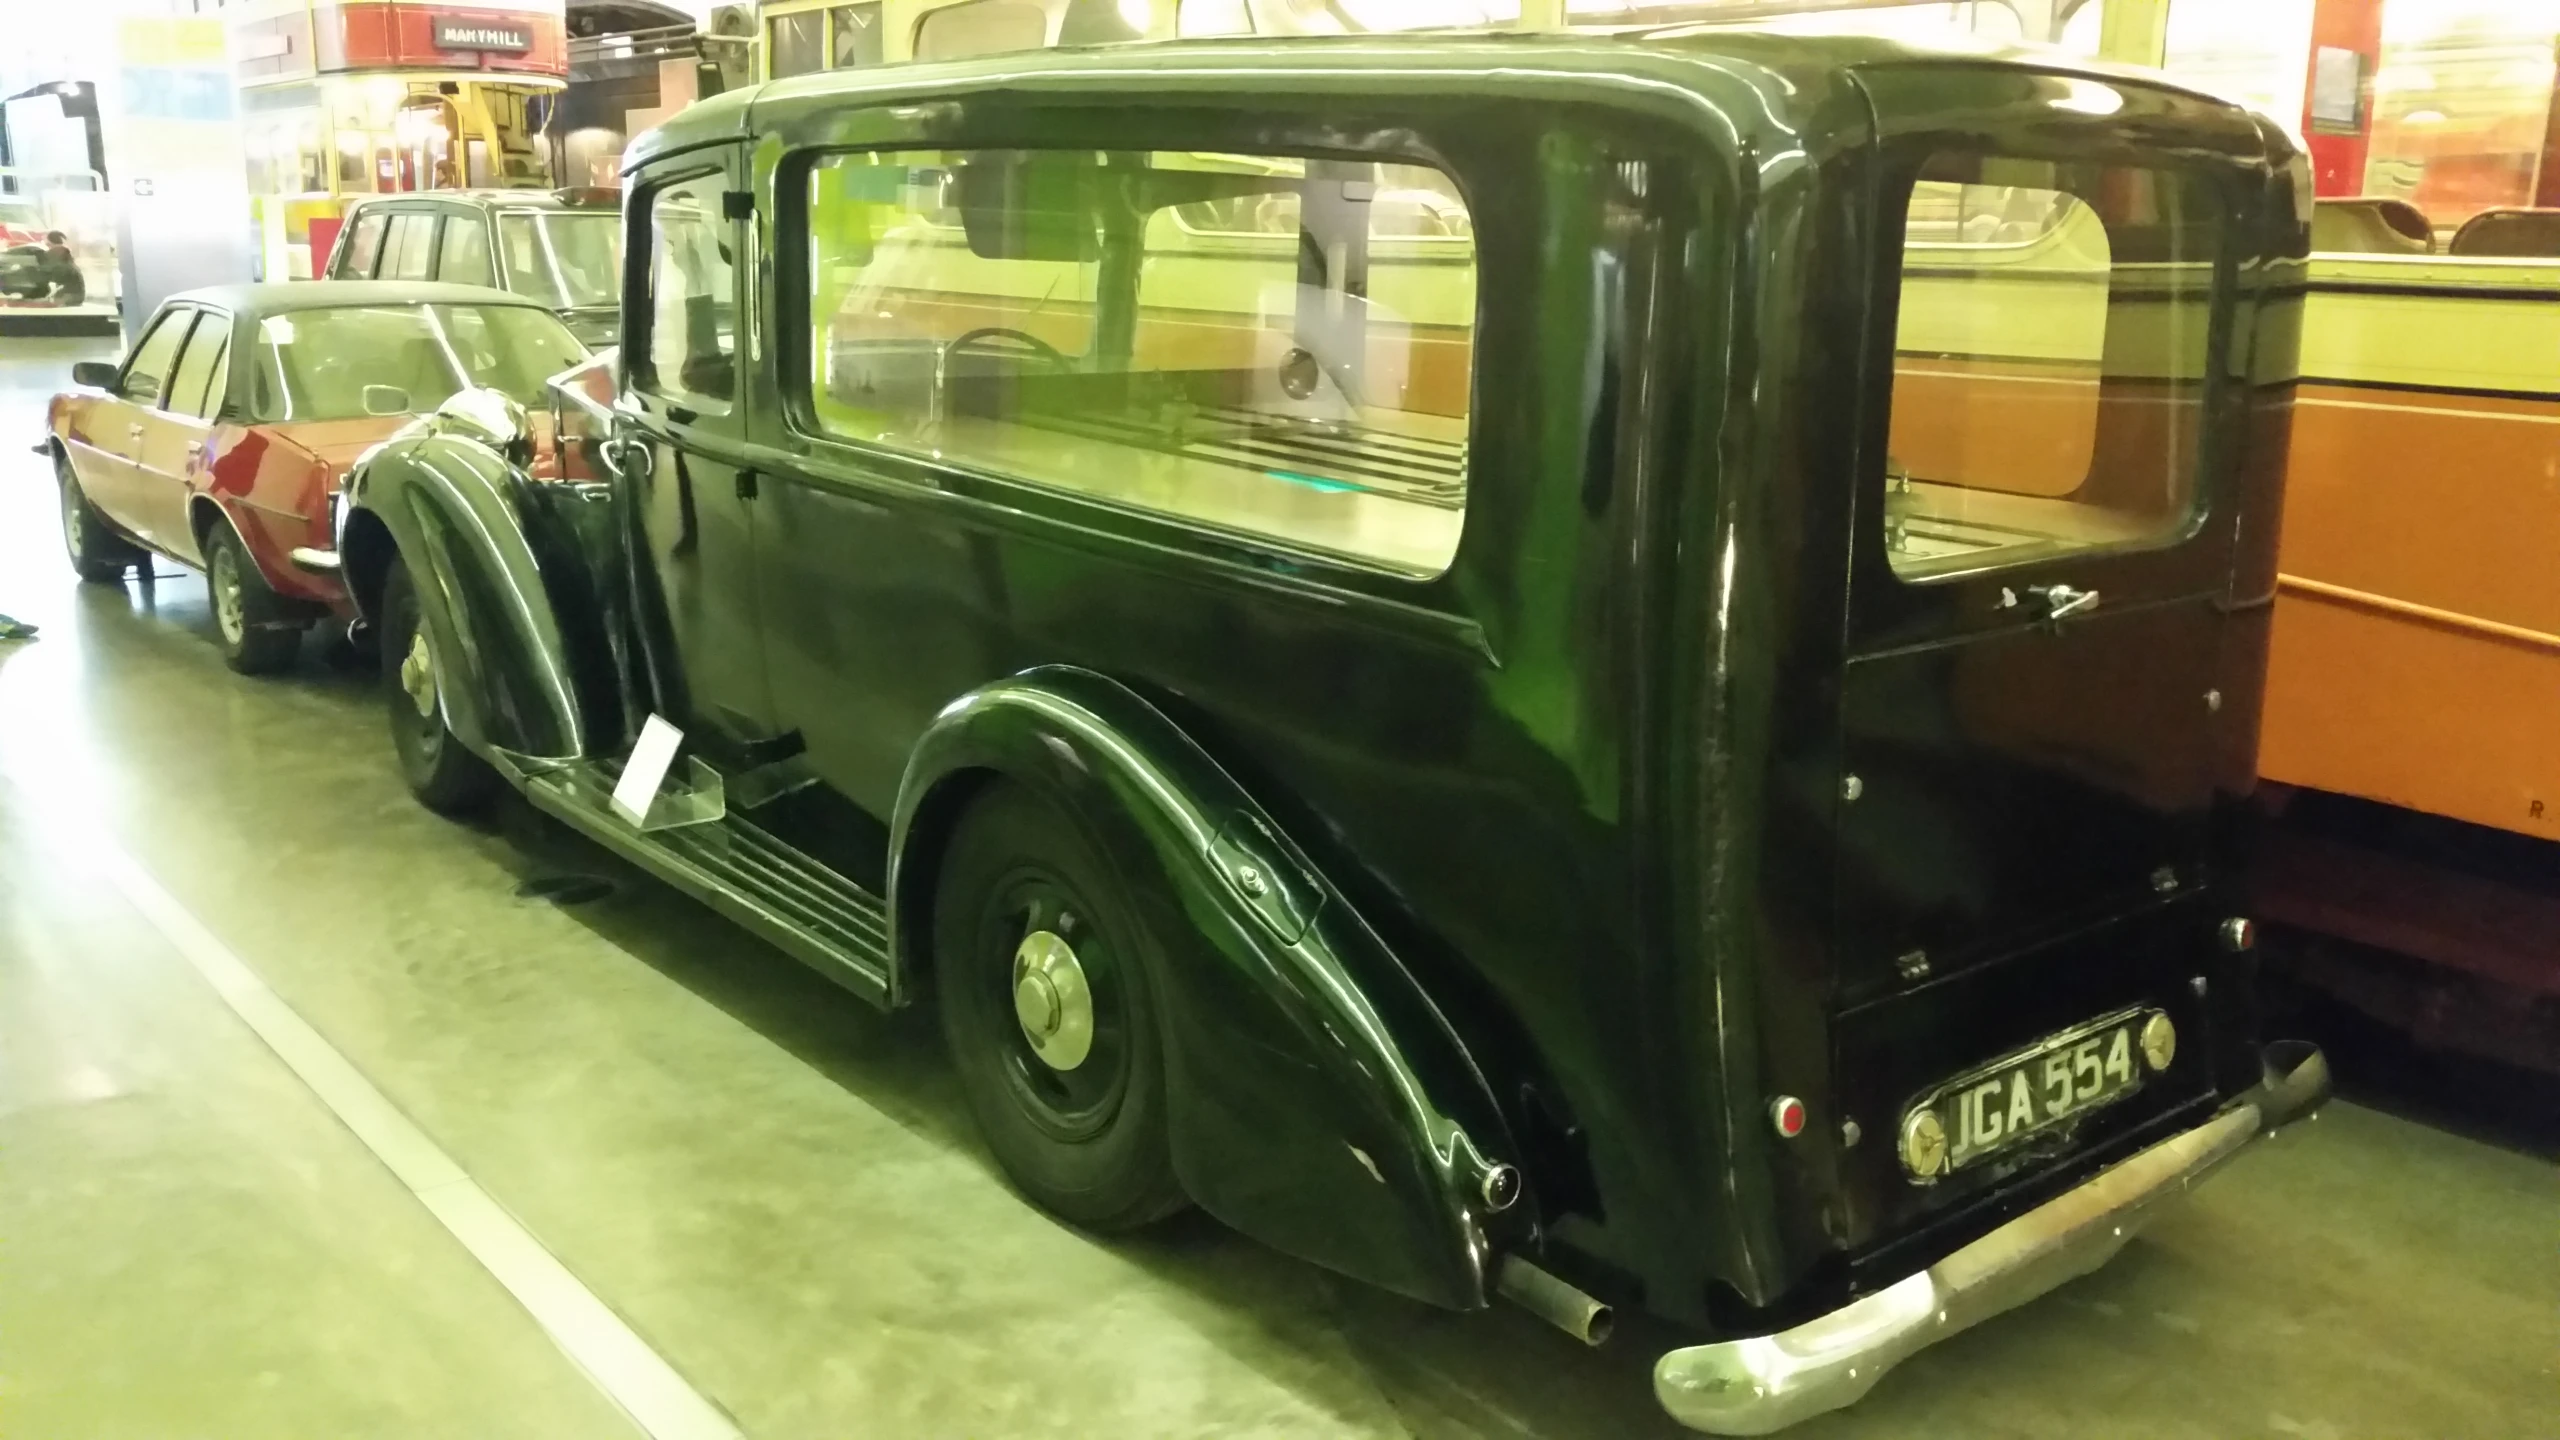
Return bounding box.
[332,30,2328,1432]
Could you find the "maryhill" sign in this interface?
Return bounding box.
[431,16,534,53]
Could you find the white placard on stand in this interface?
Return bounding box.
[612,715,685,826]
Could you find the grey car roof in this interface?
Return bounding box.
[342,189,617,213]
[160,280,551,319]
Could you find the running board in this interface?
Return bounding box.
[501,755,892,1006]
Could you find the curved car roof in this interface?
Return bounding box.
[163,280,556,320]
[625,29,2235,172]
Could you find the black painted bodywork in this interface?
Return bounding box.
[336,31,2309,1338]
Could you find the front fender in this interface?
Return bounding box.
[342,431,621,761]
[891,668,1525,1309]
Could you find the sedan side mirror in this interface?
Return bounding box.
[434,387,529,458]
[362,383,413,416]
[71,360,117,390]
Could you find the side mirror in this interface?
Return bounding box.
[71,360,116,390]
[362,383,412,416]
[434,387,529,455]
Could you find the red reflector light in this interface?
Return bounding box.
[1769,1095,1807,1139]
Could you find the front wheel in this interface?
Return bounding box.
[56,454,131,585]
[380,556,499,816]
[936,784,1187,1231]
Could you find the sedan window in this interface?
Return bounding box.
[438,217,496,287]
[385,214,439,280]
[165,313,232,418]
[342,210,389,277]
[118,309,196,406]
[247,304,588,422]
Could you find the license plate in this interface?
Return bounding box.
[1900,1007,2167,1181]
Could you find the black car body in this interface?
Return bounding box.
[330,31,2327,1432]
[324,188,623,346]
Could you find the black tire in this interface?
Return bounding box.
[203,523,304,675]
[380,556,500,816]
[56,453,131,585]
[936,784,1187,1231]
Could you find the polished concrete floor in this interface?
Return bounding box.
[1,337,2553,1439]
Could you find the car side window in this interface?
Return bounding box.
[386,213,439,281]
[343,210,389,277]
[438,216,496,287]
[800,148,1477,577]
[165,313,232,419]
[639,173,736,406]
[118,309,196,407]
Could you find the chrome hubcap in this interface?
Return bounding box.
[399,627,438,719]
[212,549,245,643]
[1012,928,1094,1071]
[61,487,83,555]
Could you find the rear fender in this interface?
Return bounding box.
[340,431,623,761]
[891,667,1524,1309]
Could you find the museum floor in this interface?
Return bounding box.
[0,338,2550,1439]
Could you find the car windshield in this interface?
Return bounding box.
[248,303,588,422]
[497,210,620,309]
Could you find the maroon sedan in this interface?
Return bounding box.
[43,280,586,671]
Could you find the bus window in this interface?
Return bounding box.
[768,10,825,78]
[2162,0,2560,249]
[831,3,884,66]
[914,0,1048,60]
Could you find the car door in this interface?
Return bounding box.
[616,153,772,744]
[129,306,231,563]
[1831,70,2272,1009]
[75,306,197,538]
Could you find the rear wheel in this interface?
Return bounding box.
[203,524,303,675]
[380,556,499,816]
[936,784,1187,1231]
[56,454,131,585]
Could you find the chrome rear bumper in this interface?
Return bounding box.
[1654,1041,2330,1435]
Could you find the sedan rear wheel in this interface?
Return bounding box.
[203,524,303,675]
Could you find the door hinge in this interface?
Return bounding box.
[736,468,759,500]
[722,189,753,221]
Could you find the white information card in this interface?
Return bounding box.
[612,714,685,826]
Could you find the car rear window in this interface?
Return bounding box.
[1882,155,2224,581]
[246,304,587,422]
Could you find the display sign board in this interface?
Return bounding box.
[433,17,534,53]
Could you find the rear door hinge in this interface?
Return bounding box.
[722,189,754,221]
[736,468,759,500]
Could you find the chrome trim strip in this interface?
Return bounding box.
[1654,1045,2330,1436]
[287,546,341,573]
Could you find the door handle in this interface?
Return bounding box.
[600,432,653,481]
[2027,583,2102,623]
[127,424,145,438]
[185,442,206,458]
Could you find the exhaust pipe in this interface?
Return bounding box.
[1497,1255,1613,1347]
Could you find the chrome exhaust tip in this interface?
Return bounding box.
[1497,1255,1613,1347]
